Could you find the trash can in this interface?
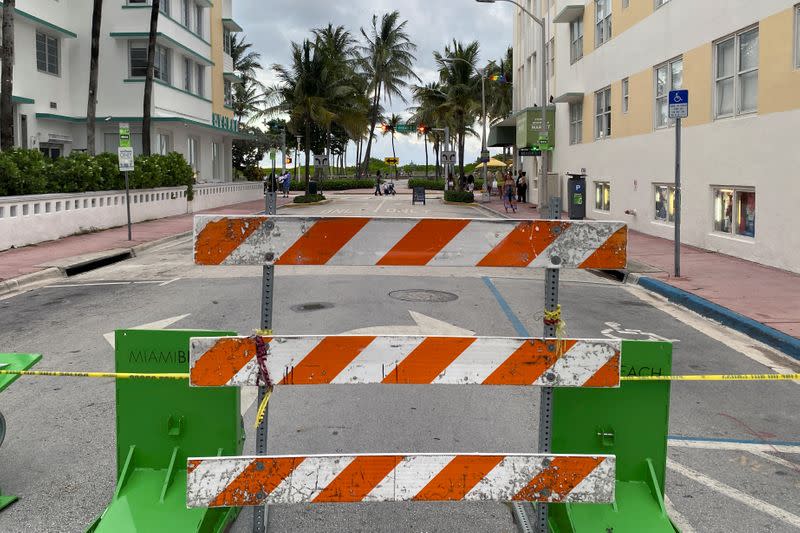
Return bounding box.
[566,173,587,220]
[308,181,318,195]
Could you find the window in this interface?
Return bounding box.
[595,0,612,48]
[195,63,204,97]
[595,182,610,211]
[130,44,148,77]
[595,87,611,139]
[655,0,670,7]
[154,46,170,83]
[188,137,199,173]
[655,57,683,128]
[182,0,192,27]
[156,132,172,155]
[39,143,62,159]
[622,78,629,113]
[713,187,755,237]
[715,27,758,118]
[546,38,554,79]
[195,4,203,36]
[36,32,59,75]
[212,142,221,181]
[224,80,233,107]
[223,28,232,55]
[654,184,676,223]
[796,5,800,69]
[570,19,583,63]
[622,0,629,7]
[183,57,192,91]
[569,101,583,144]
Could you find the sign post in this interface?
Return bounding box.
[117,123,134,241]
[669,89,688,278]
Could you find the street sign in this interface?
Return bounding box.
[480,150,490,163]
[313,154,328,167]
[668,89,689,119]
[384,157,399,166]
[285,157,292,165]
[118,147,135,172]
[396,124,416,134]
[118,123,131,149]
[269,149,276,161]
[518,147,541,157]
[440,150,457,165]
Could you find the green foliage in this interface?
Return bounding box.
[289,178,373,191]
[444,190,474,203]
[293,193,326,203]
[408,178,444,190]
[0,149,195,198]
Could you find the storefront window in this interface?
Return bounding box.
[713,187,755,238]
[713,188,733,233]
[654,184,675,223]
[595,181,610,211]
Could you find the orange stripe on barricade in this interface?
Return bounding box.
[513,456,604,503]
[377,219,470,266]
[191,337,260,387]
[414,455,503,501]
[313,455,401,503]
[382,337,477,384]
[210,457,300,507]
[477,221,567,267]
[582,352,621,388]
[276,217,370,265]
[579,226,628,269]
[195,218,264,265]
[482,340,571,385]
[281,336,375,385]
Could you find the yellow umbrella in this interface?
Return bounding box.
[485,158,508,168]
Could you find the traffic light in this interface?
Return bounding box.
[380,123,390,133]
[285,157,293,165]
[417,124,429,135]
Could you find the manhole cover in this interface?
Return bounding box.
[388,289,458,303]
[290,302,334,312]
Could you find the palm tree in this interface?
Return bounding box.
[358,11,419,176]
[230,34,267,124]
[435,40,481,185]
[411,82,447,179]
[86,0,103,155]
[142,0,160,156]
[0,0,15,151]
[486,47,513,125]
[381,113,401,179]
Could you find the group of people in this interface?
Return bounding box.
[487,169,528,213]
[264,170,293,198]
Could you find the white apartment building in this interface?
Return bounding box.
[511,0,800,273]
[3,0,245,182]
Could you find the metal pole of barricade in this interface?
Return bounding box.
[253,184,277,533]
[536,195,561,533]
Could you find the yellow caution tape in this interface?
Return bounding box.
[622,373,800,382]
[254,387,273,429]
[0,369,189,380]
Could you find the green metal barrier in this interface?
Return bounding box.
[549,340,678,532]
[87,330,243,533]
[0,353,42,511]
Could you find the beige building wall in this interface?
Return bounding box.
[209,1,233,119]
[759,7,800,115]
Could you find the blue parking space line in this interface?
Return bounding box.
[482,276,530,337]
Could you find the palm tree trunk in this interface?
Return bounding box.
[0,1,15,152]
[457,130,465,191]
[142,0,159,156]
[391,132,397,180]
[424,133,429,179]
[434,139,440,180]
[304,118,311,193]
[361,82,381,175]
[86,0,103,156]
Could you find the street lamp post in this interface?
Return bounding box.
[477,0,548,216]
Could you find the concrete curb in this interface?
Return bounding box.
[0,267,65,297]
[130,231,192,256]
[281,199,333,208]
[635,276,800,360]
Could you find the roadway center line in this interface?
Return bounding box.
[666,458,800,527]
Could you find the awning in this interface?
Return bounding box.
[222,18,243,32]
[553,5,585,24]
[488,116,516,147]
[515,106,556,149]
[0,3,78,38]
[553,92,584,104]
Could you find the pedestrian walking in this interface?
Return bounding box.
[491,172,498,197]
[516,172,527,203]
[503,173,517,213]
[282,170,292,198]
[374,170,383,196]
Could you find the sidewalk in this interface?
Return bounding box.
[478,194,800,349]
[0,196,292,283]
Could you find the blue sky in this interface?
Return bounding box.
[234,0,514,169]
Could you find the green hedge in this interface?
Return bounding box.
[289,178,373,191]
[444,190,475,203]
[408,178,484,191]
[0,149,195,199]
[293,193,326,204]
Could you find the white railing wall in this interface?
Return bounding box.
[0,182,263,251]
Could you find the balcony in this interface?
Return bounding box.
[114,4,212,63]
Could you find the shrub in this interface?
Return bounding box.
[444,190,474,203]
[1,149,48,195]
[93,152,125,191]
[289,178,373,191]
[49,152,104,193]
[293,193,326,204]
[407,178,444,190]
[0,157,21,196]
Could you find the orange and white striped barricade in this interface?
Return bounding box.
[186,453,615,508]
[189,336,622,388]
[193,215,627,269]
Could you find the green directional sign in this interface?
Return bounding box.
[118,123,131,149]
[269,149,277,161]
[396,124,416,134]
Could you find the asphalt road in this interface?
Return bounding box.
[0,195,798,533]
